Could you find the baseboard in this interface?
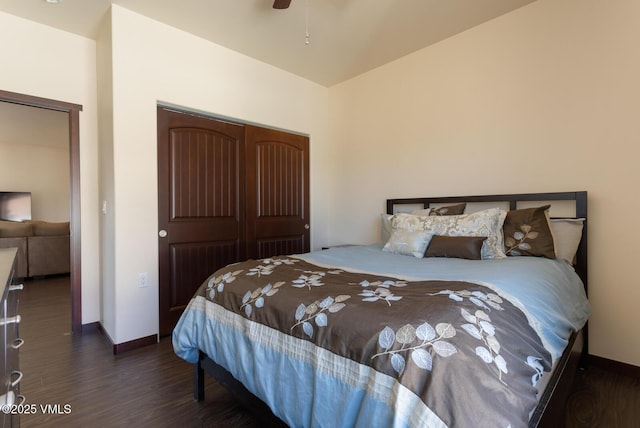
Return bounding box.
[112,334,158,355]
[92,322,158,355]
[589,354,640,379]
[80,321,101,333]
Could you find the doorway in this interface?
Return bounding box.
[0,89,82,334]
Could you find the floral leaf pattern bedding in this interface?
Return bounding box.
[175,256,554,428]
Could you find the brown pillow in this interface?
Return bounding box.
[424,235,486,260]
[429,203,466,216]
[29,220,70,236]
[503,205,555,259]
[0,220,33,238]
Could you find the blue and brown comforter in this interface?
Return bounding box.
[173,246,590,427]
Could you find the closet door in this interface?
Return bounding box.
[245,125,310,259]
[157,108,245,336]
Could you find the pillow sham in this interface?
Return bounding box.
[429,203,466,216]
[424,236,487,260]
[382,229,434,258]
[380,213,393,243]
[381,203,466,242]
[391,208,507,259]
[549,218,584,264]
[503,205,555,259]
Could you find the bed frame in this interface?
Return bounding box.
[194,191,588,428]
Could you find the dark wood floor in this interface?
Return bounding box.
[18,275,260,428]
[15,276,640,427]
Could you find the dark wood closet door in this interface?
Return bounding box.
[245,125,310,259]
[157,107,245,336]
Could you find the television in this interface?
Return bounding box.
[0,192,32,222]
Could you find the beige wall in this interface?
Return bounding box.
[102,6,330,344]
[0,142,69,222]
[328,0,640,366]
[0,11,101,325]
[96,10,115,342]
[0,103,69,222]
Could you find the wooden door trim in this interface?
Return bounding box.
[0,89,83,334]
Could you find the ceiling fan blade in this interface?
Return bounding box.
[273,0,292,9]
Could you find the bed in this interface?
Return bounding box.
[173,191,590,427]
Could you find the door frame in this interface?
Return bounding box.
[0,89,83,334]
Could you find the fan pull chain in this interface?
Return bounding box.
[305,0,310,45]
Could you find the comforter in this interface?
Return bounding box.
[173,245,591,428]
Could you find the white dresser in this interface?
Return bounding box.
[0,248,23,428]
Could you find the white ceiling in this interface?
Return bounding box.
[0,0,536,86]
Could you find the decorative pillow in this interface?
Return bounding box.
[380,213,393,243]
[0,220,33,238]
[391,208,507,259]
[424,236,487,260]
[390,212,425,232]
[382,204,466,239]
[503,205,555,259]
[28,220,70,236]
[549,218,584,264]
[382,229,434,258]
[429,203,466,216]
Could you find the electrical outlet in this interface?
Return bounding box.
[138,272,148,288]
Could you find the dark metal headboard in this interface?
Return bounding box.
[386,191,588,292]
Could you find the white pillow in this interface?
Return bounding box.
[380,213,393,243]
[391,208,508,259]
[381,210,432,243]
[382,229,435,258]
[549,218,584,264]
[389,212,426,232]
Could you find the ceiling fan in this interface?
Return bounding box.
[273,0,292,9]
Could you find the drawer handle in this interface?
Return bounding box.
[0,315,20,326]
[0,391,24,407]
[9,284,24,292]
[10,371,23,388]
[0,391,14,406]
[11,338,24,350]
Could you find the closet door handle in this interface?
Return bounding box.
[10,371,23,388]
[159,230,168,238]
[304,224,310,230]
[9,284,23,292]
[0,315,20,326]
